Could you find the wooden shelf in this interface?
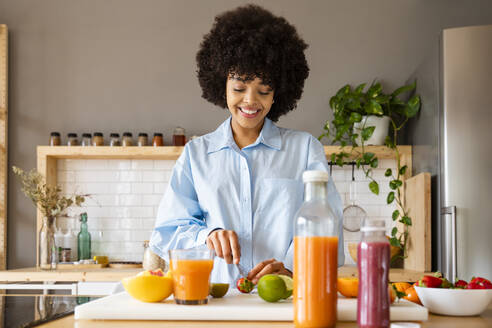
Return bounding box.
[0,266,428,283]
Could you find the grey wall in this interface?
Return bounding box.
[1,0,491,269]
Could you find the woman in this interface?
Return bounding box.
[149,4,344,285]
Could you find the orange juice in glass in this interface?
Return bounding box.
[169,249,214,305]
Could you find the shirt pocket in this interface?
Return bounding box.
[256,178,303,232]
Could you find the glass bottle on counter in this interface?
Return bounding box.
[152,133,164,147]
[137,133,148,146]
[81,133,92,146]
[172,127,186,146]
[77,212,91,261]
[294,170,338,328]
[92,132,104,146]
[122,132,133,146]
[109,133,121,147]
[67,133,79,146]
[357,218,390,328]
[49,132,61,146]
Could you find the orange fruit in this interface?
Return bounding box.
[122,275,173,302]
[403,286,421,305]
[392,282,412,293]
[337,277,359,298]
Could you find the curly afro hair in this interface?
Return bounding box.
[196,4,309,122]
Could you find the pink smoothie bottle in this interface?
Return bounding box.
[357,218,390,328]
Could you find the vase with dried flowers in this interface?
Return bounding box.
[13,166,87,270]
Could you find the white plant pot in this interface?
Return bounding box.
[353,115,390,146]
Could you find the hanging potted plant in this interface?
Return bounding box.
[319,81,420,262]
[13,166,88,270]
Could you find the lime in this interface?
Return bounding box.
[257,274,287,303]
[278,275,293,299]
[209,283,229,298]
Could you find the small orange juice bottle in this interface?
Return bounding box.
[294,170,339,328]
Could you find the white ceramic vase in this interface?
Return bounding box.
[353,115,390,145]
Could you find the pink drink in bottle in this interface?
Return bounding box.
[357,218,390,328]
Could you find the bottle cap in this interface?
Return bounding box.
[123,132,132,137]
[93,132,103,137]
[110,133,120,138]
[82,133,92,138]
[173,127,185,135]
[50,132,61,137]
[138,133,148,137]
[67,133,77,138]
[80,212,88,222]
[154,132,163,137]
[302,170,329,183]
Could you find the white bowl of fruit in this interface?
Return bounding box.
[414,275,492,316]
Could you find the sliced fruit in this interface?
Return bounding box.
[392,282,411,293]
[164,270,172,278]
[122,275,173,302]
[454,279,468,288]
[209,283,229,298]
[403,286,421,305]
[278,275,293,299]
[236,277,254,293]
[257,274,287,303]
[337,277,359,298]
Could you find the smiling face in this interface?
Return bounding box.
[226,74,274,133]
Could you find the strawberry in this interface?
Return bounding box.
[236,277,254,293]
[420,275,443,288]
[468,277,492,289]
[454,279,468,288]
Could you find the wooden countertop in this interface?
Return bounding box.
[0,266,431,282]
[39,304,492,328]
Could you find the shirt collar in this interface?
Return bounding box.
[207,116,282,154]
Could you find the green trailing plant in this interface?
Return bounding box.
[12,166,88,219]
[319,81,420,262]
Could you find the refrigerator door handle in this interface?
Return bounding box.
[441,206,457,282]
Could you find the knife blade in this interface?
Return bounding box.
[236,263,248,277]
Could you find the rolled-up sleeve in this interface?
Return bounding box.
[283,136,345,268]
[149,144,222,261]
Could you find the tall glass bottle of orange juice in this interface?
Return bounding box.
[294,170,338,328]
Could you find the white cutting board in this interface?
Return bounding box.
[75,290,428,322]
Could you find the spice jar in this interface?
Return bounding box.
[152,133,164,147]
[81,133,92,146]
[109,133,121,146]
[50,132,61,146]
[60,248,72,263]
[92,132,104,146]
[67,133,79,146]
[137,133,148,147]
[122,132,133,146]
[142,241,166,271]
[172,127,186,146]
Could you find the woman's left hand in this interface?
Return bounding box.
[247,258,292,284]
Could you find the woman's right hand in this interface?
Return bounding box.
[206,229,241,264]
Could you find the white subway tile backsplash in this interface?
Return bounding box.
[154,183,167,194]
[132,183,155,194]
[132,160,154,170]
[57,157,402,263]
[154,160,176,170]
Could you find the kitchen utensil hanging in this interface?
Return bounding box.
[343,163,367,232]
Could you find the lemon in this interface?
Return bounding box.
[122,275,173,302]
[278,275,293,299]
[257,274,287,303]
[209,283,229,298]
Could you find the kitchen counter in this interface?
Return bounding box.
[0,266,431,283]
[39,304,492,328]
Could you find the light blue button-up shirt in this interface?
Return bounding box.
[149,117,344,285]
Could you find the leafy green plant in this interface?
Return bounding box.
[319,81,420,261]
[13,166,88,219]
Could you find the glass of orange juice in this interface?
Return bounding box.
[169,248,214,305]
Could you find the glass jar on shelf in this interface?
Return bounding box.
[109,133,121,147]
[67,133,79,146]
[152,133,164,147]
[49,132,61,146]
[81,133,92,146]
[137,133,148,146]
[92,132,104,146]
[122,132,133,146]
[172,127,186,146]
